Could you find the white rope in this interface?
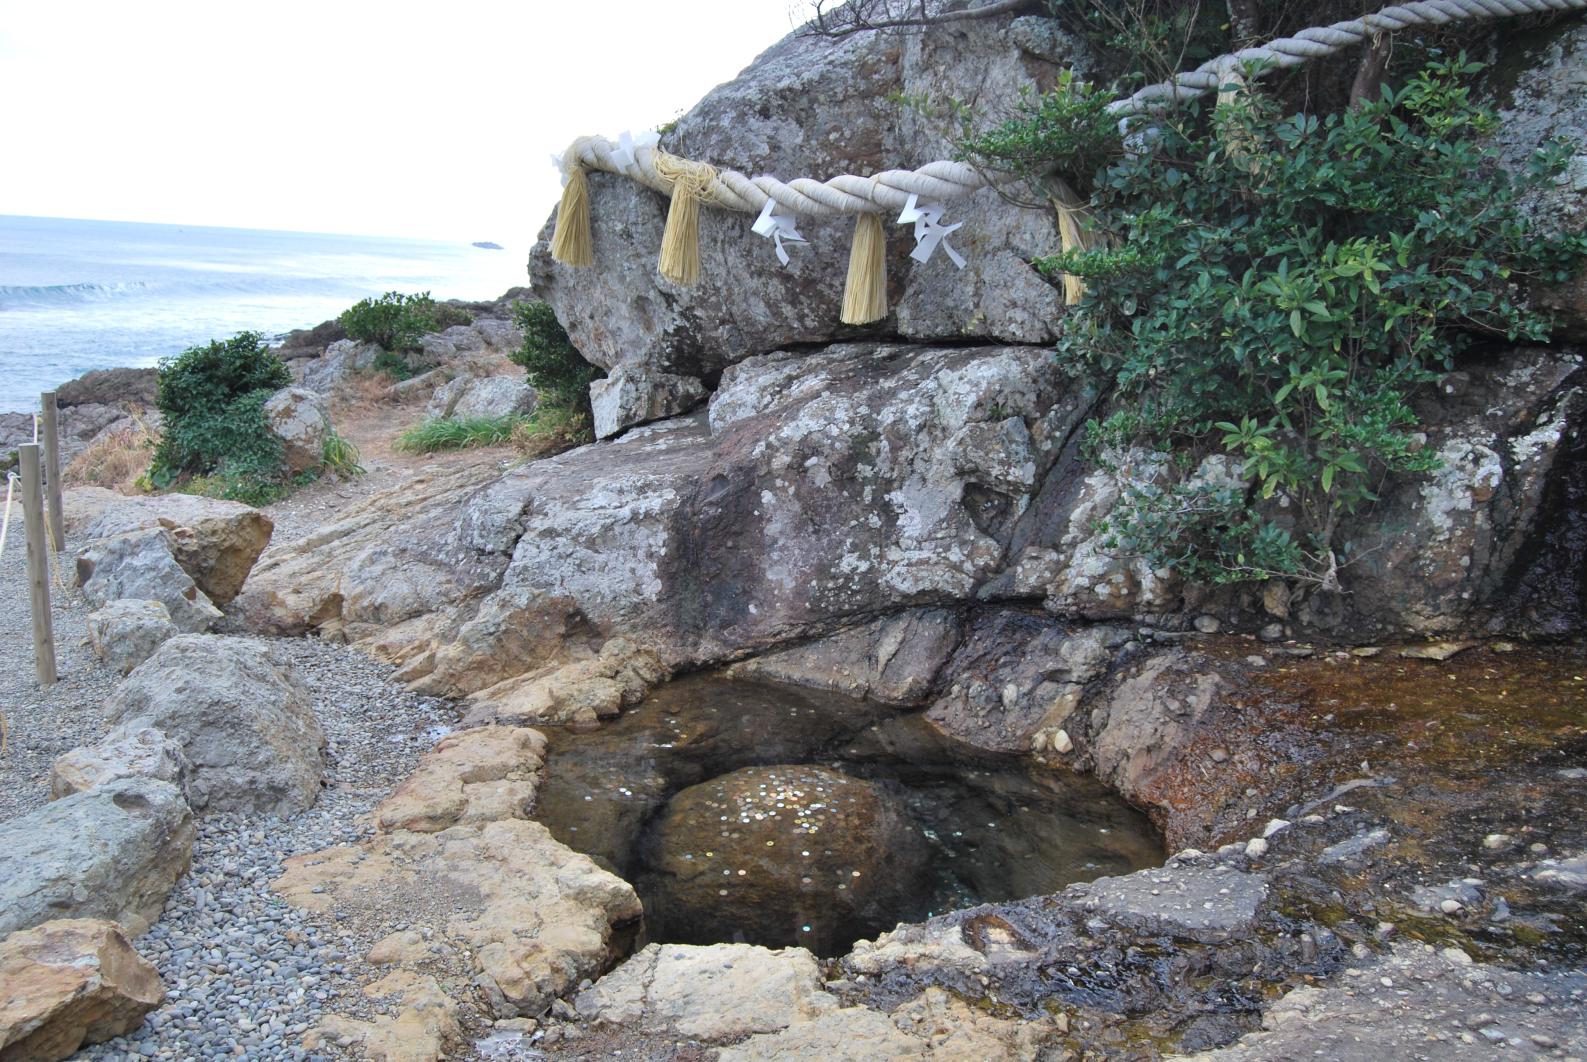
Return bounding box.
[559,0,1585,218]
[0,472,18,563]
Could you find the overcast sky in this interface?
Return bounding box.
[1,0,803,241]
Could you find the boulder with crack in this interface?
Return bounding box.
[0,918,165,1062]
[75,529,221,633]
[79,492,273,606]
[273,819,641,1018]
[49,728,191,800]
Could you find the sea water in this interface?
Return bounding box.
[0,214,528,413]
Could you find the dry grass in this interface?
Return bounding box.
[511,407,592,461]
[329,370,403,420]
[64,421,157,495]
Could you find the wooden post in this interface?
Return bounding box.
[19,444,58,688]
[40,391,65,552]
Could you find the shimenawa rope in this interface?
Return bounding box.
[549,0,1586,320]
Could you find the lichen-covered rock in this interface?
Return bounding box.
[0,918,165,1062]
[75,529,221,634]
[590,365,706,439]
[105,635,325,816]
[49,728,191,800]
[273,820,642,1018]
[85,600,178,675]
[373,726,547,834]
[0,778,193,938]
[575,942,836,1042]
[81,493,273,605]
[529,10,1074,394]
[262,386,331,473]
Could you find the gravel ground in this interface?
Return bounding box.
[1,513,464,1060]
[0,518,117,822]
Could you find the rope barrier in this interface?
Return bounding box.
[549,0,1586,321]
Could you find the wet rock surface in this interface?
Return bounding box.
[639,765,932,956]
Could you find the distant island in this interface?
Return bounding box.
[472,241,503,250]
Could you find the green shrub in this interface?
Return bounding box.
[339,291,471,353]
[963,57,1587,588]
[509,301,601,412]
[150,333,291,496]
[394,415,525,454]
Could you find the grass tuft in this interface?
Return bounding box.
[395,415,523,454]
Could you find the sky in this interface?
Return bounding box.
[0,0,805,242]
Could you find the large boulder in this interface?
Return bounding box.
[0,778,194,938]
[75,529,221,633]
[262,386,331,473]
[85,599,178,675]
[105,635,326,816]
[529,8,1074,433]
[54,366,159,409]
[81,494,273,606]
[0,918,165,1062]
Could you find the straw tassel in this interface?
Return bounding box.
[550,166,594,268]
[840,212,888,325]
[1050,179,1091,307]
[654,152,716,286]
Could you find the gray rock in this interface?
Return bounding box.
[106,635,326,816]
[1009,16,1085,67]
[473,318,523,354]
[1090,651,1225,800]
[261,386,330,473]
[428,376,537,421]
[75,529,222,634]
[1319,828,1393,865]
[86,600,179,675]
[0,778,194,938]
[730,608,963,705]
[1074,864,1268,943]
[529,11,1074,382]
[50,727,191,799]
[298,339,381,393]
[55,366,159,409]
[589,366,705,439]
[80,493,274,606]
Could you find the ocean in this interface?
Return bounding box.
[0,215,529,413]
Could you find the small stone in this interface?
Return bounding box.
[1482,833,1514,851]
[1209,748,1229,764]
[1258,623,1285,643]
[1441,947,1473,965]
[1194,615,1221,634]
[1349,646,1382,658]
[1398,640,1476,661]
[1439,899,1464,914]
[1052,729,1073,755]
[1244,838,1268,859]
[1262,819,1291,839]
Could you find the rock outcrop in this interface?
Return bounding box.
[105,635,326,816]
[372,726,547,834]
[273,819,641,1018]
[425,375,536,421]
[0,919,165,1062]
[530,9,1073,437]
[0,779,194,938]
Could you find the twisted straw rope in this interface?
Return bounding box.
[561,0,1584,219]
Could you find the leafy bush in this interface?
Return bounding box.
[150,333,291,496]
[339,291,471,353]
[963,57,1587,588]
[394,415,525,454]
[509,301,601,412]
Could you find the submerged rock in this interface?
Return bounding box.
[639,765,931,955]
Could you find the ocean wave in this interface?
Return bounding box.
[0,280,153,306]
